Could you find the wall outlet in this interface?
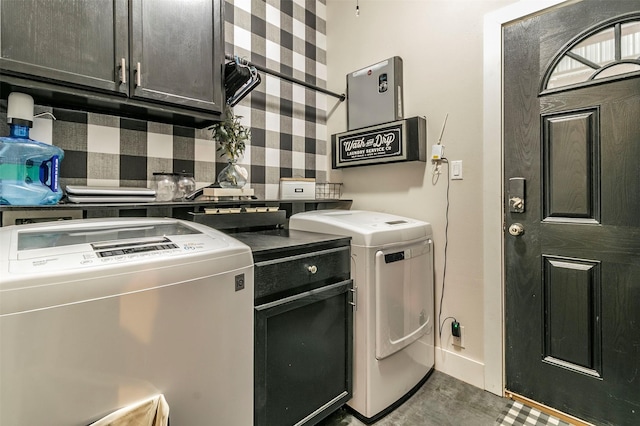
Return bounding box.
[452,325,465,348]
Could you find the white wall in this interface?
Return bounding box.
[325,0,517,390]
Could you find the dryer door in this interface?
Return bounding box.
[374,238,433,360]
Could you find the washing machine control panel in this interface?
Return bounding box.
[93,237,180,258]
[384,220,407,225]
[96,243,179,257]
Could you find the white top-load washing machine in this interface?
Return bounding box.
[0,218,254,426]
[289,210,435,422]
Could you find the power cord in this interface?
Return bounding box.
[434,157,454,338]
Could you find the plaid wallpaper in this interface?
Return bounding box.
[0,0,328,200]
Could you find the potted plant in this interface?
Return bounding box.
[210,105,250,188]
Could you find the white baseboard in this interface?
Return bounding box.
[434,346,485,390]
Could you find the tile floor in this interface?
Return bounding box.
[317,370,508,426]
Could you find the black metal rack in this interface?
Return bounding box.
[225,54,346,101]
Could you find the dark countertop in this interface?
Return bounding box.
[0,199,351,210]
[0,199,352,228]
[230,229,351,262]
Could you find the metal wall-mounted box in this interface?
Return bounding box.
[347,56,403,130]
[332,116,426,169]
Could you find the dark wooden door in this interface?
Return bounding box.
[129,0,224,113]
[504,1,640,425]
[0,0,128,94]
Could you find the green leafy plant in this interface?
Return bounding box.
[209,105,250,161]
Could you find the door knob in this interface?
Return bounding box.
[508,223,525,236]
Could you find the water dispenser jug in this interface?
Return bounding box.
[0,93,65,205]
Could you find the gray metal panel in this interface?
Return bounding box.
[347,56,403,130]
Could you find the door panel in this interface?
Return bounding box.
[542,256,601,376]
[504,1,640,425]
[541,109,599,221]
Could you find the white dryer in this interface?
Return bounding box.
[0,218,254,426]
[289,210,434,422]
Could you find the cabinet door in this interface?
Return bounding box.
[0,0,128,94]
[255,280,354,426]
[129,0,224,113]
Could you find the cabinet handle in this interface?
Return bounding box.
[350,286,357,310]
[119,58,126,84]
[135,62,142,87]
[307,265,318,274]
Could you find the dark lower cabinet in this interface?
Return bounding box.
[255,280,353,426]
[240,232,353,426]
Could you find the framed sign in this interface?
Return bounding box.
[332,116,426,168]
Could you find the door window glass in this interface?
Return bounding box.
[622,21,640,60]
[544,17,640,91]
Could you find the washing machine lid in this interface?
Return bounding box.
[289,210,431,247]
[0,217,251,283]
[15,220,198,250]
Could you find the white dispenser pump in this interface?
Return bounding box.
[7,92,34,126]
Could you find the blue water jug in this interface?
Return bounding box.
[0,123,65,205]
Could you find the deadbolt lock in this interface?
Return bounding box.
[509,197,524,211]
[508,177,526,213]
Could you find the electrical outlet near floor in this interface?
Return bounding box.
[452,325,465,348]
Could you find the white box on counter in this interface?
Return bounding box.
[279,178,316,199]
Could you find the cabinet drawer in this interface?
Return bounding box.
[254,246,350,304]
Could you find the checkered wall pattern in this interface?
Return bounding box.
[224,0,329,199]
[0,107,217,191]
[0,0,329,200]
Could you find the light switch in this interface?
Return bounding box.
[451,160,463,180]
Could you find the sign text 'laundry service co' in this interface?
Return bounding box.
[332,117,427,168]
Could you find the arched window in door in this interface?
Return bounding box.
[542,13,640,92]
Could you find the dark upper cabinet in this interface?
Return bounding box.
[0,0,129,95]
[0,0,224,126]
[129,0,223,112]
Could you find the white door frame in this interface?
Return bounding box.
[481,0,574,396]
